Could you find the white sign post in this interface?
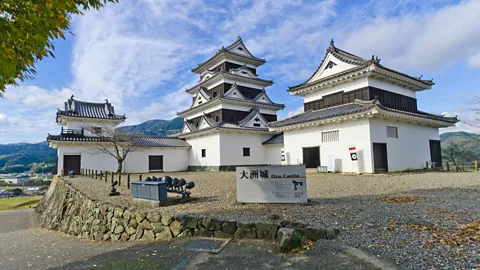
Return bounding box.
[349,145,359,174]
[236,165,308,203]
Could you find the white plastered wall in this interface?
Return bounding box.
[283,118,373,173]
[186,133,221,166]
[57,144,118,175]
[124,148,189,173]
[369,118,440,172]
[218,132,272,166]
[265,144,283,165]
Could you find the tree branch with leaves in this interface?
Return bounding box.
[83,123,137,182]
[0,0,118,96]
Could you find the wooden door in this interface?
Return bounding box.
[302,147,320,168]
[429,140,442,168]
[373,143,388,173]
[63,155,81,176]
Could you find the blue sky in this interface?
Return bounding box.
[1,0,479,144]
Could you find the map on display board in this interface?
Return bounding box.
[236,165,308,203]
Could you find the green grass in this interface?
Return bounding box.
[0,196,42,212]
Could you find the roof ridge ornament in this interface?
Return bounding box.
[327,38,336,53]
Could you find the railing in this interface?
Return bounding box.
[61,127,84,136]
[80,168,135,189]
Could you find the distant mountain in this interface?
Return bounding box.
[440,131,480,162]
[0,141,57,173]
[118,118,184,136]
[440,131,478,142]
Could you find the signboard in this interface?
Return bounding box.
[350,152,358,161]
[280,148,286,162]
[236,165,307,203]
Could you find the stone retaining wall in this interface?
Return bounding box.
[36,177,339,243]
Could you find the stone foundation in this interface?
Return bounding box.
[35,177,339,243]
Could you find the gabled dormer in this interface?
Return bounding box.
[253,90,274,104]
[191,87,211,108]
[181,121,196,134]
[197,114,218,130]
[225,36,259,59]
[229,65,257,78]
[192,36,266,75]
[238,106,269,129]
[223,83,247,100]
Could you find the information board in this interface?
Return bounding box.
[236,165,307,203]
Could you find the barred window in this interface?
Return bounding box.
[387,126,398,138]
[321,130,339,142]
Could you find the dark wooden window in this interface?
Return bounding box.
[149,156,163,171]
[215,116,219,122]
[243,148,250,157]
[304,87,418,113]
[253,123,261,127]
[201,149,206,158]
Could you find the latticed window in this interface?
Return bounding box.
[321,130,339,142]
[387,126,398,138]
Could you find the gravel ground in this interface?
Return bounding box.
[64,171,480,269]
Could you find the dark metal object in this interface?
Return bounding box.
[109,180,120,196]
[171,178,179,188]
[185,181,195,190]
[177,179,186,190]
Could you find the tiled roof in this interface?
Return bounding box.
[379,107,458,123]
[177,95,284,116]
[192,36,266,73]
[270,102,374,128]
[132,136,191,148]
[57,96,126,120]
[262,133,284,145]
[225,36,265,61]
[289,40,434,92]
[269,99,459,128]
[47,135,111,142]
[238,106,265,126]
[47,134,191,148]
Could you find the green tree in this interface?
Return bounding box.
[0,0,118,96]
[12,188,23,196]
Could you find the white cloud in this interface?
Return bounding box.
[287,106,304,118]
[0,114,9,126]
[5,85,73,108]
[468,53,480,68]
[343,0,480,70]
